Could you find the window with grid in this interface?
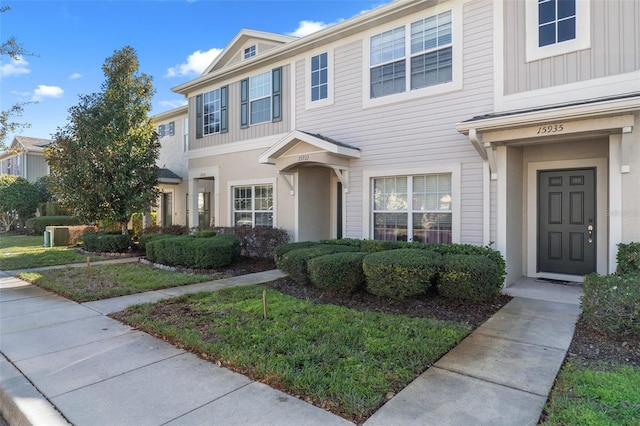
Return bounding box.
[538,0,576,47]
[244,45,256,59]
[203,89,220,135]
[372,174,452,244]
[233,184,273,227]
[370,10,452,98]
[311,52,328,101]
[249,71,271,124]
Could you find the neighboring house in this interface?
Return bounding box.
[0,136,52,182]
[153,106,189,227]
[157,0,639,286]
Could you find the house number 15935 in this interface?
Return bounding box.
[537,124,564,134]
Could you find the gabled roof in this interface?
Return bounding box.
[201,29,297,75]
[259,130,360,166]
[157,168,182,184]
[12,136,52,152]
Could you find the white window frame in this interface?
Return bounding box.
[203,89,221,135]
[305,49,334,110]
[249,71,272,125]
[244,45,256,59]
[525,0,590,62]
[363,165,460,243]
[362,3,462,109]
[228,178,277,228]
[183,117,189,152]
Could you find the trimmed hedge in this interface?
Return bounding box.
[363,249,441,299]
[209,226,289,259]
[25,216,81,235]
[192,230,217,238]
[276,245,358,285]
[139,233,176,253]
[308,252,368,294]
[437,254,501,301]
[616,242,640,275]
[82,232,131,253]
[145,234,240,269]
[581,273,640,337]
[274,241,320,263]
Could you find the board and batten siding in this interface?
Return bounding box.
[295,0,494,245]
[26,154,48,182]
[504,0,640,95]
[188,65,291,152]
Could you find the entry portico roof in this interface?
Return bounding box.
[258,130,360,170]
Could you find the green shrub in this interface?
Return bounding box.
[308,252,368,294]
[319,238,365,249]
[616,242,640,275]
[68,225,98,245]
[363,249,441,299]
[138,233,175,253]
[430,243,505,289]
[277,245,357,285]
[25,216,81,234]
[82,232,131,253]
[210,226,289,258]
[360,239,398,253]
[142,224,189,236]
[192,230,217,238]
[437,255,501,301]
[274,241,319,263]
[581,273,640,337]
[145,234,240,269]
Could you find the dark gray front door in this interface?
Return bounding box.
[538,168,596,275]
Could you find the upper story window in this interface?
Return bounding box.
[369,10,453,99]
[526,0,590,62]
[183,117,189,152]
[311,52,328,101]
[157,121,175,138]
[203,89,221,134]
[240,67,282,128]
[538,0,575,47]
[195,86,228,139]
[244,45,256,59]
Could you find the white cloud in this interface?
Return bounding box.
[69,72,82,79]
[165,48,222,77]
[0,56,30,77]
[32,85,64,101]
[158,99,188,109]
[287,20,333,37]
[11,90,31,97]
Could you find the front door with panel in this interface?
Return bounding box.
[538,168,596,276]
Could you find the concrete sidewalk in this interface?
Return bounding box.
[1,268,581,426]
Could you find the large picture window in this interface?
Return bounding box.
[370,10,452,98]
[372,174,452,243]
[233,184,273,227]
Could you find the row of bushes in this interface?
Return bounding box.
[82,232,132,253]
[275,241,504,301]
[140,226,289,259]
[25,215,80,234]
[581,242,640,337]
[145,233,241,269]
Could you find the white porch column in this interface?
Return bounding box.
[188,178,199,229]
[609,135,623,274]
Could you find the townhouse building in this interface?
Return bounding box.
[156,0,640,285]
[0,136,51,182]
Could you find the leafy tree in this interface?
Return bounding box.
[0,174,40,230]
[0,6,35,150]
[46,46,160,235]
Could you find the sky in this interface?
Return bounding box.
[1,0,391,143]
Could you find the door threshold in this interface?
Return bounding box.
[535,277,582,287]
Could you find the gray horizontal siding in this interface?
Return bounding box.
[505,0,640,94]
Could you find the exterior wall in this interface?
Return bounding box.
[297,167,331,241]
[188,64,292,151]
[293,0,494,244]
[621,112,640,242]
[226,40,287,68]
[155,112,188,226]
[503,0,640,95]
[505,147,523,282]
[25,154,48,182]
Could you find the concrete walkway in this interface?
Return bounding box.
[1,264,581,426]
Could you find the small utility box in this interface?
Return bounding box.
[45,226,70,247]
[43,230,51,247]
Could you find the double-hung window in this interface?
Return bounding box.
[240,67,282,127]
[311,52,328,101]
[538,0,576,47]
[372,174,452,244]
[369,10,453,99]
[195,86,228,138]
[233,184,273,227]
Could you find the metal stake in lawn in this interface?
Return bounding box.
[86,256,91,278]
[263,289,267,319]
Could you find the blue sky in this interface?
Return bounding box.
[1,0,390,143]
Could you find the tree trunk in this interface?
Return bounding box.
[121,221,128,235]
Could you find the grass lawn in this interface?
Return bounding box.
[112,285,470,423]
[19,263,217,302]
[0,234,108,270]
[543,362,640,425]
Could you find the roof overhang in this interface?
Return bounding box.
[456,94,640,178]
[259,130,360,172]
[157,168,183,185]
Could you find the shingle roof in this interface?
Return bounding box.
[13,136,52,152]
[299,131,360,151]
[158,168,182,183]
